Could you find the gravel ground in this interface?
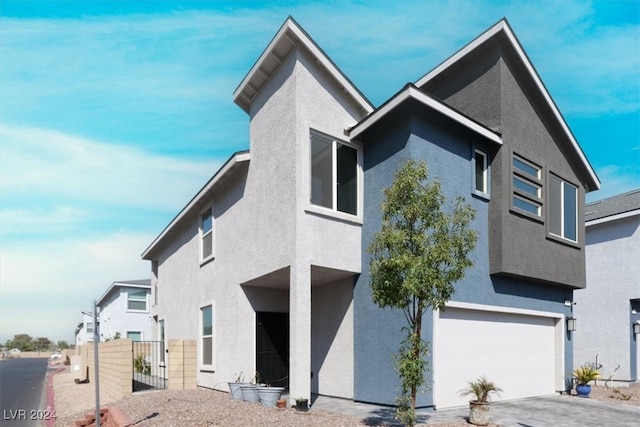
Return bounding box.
[52,365,640,427]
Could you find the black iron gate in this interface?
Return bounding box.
[132,340,166,392]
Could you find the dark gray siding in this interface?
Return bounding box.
[422,45,587,289]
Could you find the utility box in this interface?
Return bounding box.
[70,355,85,382]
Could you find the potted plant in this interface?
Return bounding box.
[240,372,264,403]
[573,364,599,398]
[257,383,286,408]
[228,372,248,401]
[295,397,309,412]
[458,376,502,426]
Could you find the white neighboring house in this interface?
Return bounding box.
[74,310,95,346]
[96,279,152,342]
[574,189,640,382]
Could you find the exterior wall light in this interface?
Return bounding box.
[634,322,640,335]
[567,317,577,332]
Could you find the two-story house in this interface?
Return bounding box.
[96,279,153,342]
[74,310,95,346]
[574,189,640,384]
[142,17,599,408]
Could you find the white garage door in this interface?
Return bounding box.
[434,307,558,408]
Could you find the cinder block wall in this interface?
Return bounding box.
[168,339,196,390]
[78,339,133,400]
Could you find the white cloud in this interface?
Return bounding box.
[0,232,154,343]
[0,123,222,213]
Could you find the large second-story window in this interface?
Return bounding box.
[127,290,147,311]
[549,174,578,242]
[201,207,213,260]
[512,154,543,217]
[310,132,358,215]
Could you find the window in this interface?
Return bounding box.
[511,154,543,217]
[310,132,358,215]
[201,207,213,260]
[159,319,165,364]
[473,149,489,195]
[86,322,93,333]
[201,305,213,366]
[549,174,578,242]
[127,331,142,342]
[127,290,147,311]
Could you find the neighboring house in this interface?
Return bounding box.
[142,17,599,408]
[74,310,95,346]
[574,189,640,383]
[96,279,153,342]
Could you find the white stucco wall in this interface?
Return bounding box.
[149,41,365,399]
[98,287,153,341]
[574,215,640,381]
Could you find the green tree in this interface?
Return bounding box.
[33,337,52,352]
[368,160,478,426]
[57,341,70,350]
[5,334,36,351]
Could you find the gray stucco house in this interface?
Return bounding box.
[142,17,600,408]
[573,189,640,384]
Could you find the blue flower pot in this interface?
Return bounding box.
[576,384,591,398]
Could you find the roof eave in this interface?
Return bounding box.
[232,17,373,116]
[416,19,600,192]
[141,151,251,260]
[348,84,502,145]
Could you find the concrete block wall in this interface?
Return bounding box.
[167,339,196,390]
[78,339,133,400]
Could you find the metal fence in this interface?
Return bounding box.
[132,340,166,392]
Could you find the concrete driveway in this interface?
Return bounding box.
[312,393,640,426]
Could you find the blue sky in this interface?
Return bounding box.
[1,0,638,343]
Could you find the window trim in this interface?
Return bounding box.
[200,205,215,264]
[308,129,363,221]
[158,318,166,365]
[547,172,579,244]
[510,152,544,221]
[472,146,490,199]
[199,302,214,371]
[126,331,143,342]
[127,289,149,313]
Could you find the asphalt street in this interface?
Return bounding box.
[0,358,50,426]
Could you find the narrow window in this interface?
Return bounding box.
[127,290,147,311]
[474,149,488,194]
[511,154,543,218]
[549,174,578,242]
[201,207,213,260]
[310,132,359,215]
[201,305,213,366]
[159,319,165,364]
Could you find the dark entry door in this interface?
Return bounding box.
[256,312,289,388]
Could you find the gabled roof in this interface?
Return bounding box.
[416,18,600,191]
[586,189,640,226]
[233,16,373,115]
[348,84,502,145]
[142,150,250,260]
[96,279,151,307]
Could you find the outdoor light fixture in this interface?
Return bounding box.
[567,317,577,332]
[564,299,575,307]
[634,322,640,335]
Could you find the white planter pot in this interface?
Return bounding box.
[240,384,263,402]
[228,382,248,400]
[257,387,285,408]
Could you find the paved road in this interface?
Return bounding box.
[0,358,49,426]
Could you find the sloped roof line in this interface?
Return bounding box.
[141,150,250,260]
[348,83,502,145]
[233,16,373,115]
[586,188,640,225]
[416,18,600,191]
[96,280,152,307]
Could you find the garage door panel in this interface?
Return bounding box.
[435,308,557,408]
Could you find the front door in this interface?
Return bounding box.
[256,312,289,388]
